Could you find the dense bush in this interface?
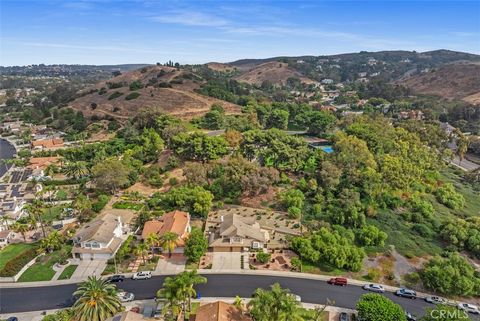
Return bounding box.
[256,252,271,264]
[435,183,465,209]
[92,194,110,212]
[129,80,144,91]
[421,253,480,296]
[356,293,406,321]
[149,185,214,217]
[125,92,141,100]
[108,91,123,100]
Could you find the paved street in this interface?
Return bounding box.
[4,274,479,319]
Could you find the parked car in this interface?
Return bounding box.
[425,296,446,304]
[107,275,125,283]
[291,294,302,302]
[132,271,152,280]
[362,283,385,293]
[328,277,348,286]
[395,288,417,299]
[117,291,135,302]
[406,312,417,321]
[457,303,480,314]
[339,312,349,321]
[6,318,18,321]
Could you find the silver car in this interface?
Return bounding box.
[458,303,480,315]
[117,292,135,302]
[362,283,385,293]
[425,296,446,304]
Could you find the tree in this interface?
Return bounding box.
[421,305,472,321]
[256,252,271,264]
[23,199,48,238]
[151,186,213,217]
[62,161,88,179]
[160,232,179,258]
[184,227,208,263]
[295,110,336,135]
[73,194,92,216]
[178,270,207,312]
[356,293,406,321]
[248,283,302,321]
[266,109,289,130]
[145,233,160,254]
[13,223,29,242]
[73,276,122,321]
[279,188,305,211]
[134,243,149,265]
[141,128,165,162]
[356,225,387,246]
[91,158,130,194]
[170,132,229,162]
[421,253,480,296]
[156,276,183,320]
[41,231,64,253]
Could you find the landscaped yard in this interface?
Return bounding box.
[42,205,64,222]
[58,264,78,280]
[0,243,37,271]
[18,245,72,282]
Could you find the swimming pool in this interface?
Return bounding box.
[320,146,333,153]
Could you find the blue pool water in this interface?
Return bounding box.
[320,146,333,153]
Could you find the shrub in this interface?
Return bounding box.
[129,80,144,91]
[107,82,124,89]
[108,91,123,100]
[256,252,271,264]
[435,183,465,209]
[169,177,178,186]
[92,194,110,212]
[125,92,141,100]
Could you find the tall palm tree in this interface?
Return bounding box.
[248,283,302,321]
[27,215,37,230]
[159,232,179,258]
[13,223,29,242]
[73,276,122,321]
[134,243,149,265]
[23,200,47,238]
[145,233,159,254]
[178,270,207,313]
[41,231,63,253]
[156,276,183,321]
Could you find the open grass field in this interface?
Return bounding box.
[0,243,37,271]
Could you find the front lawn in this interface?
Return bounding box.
[58,265,78,280]
[0,243,37,271]
[18,245,72,282]
[42,205,64,222]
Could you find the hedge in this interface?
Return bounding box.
[0,248,38,277]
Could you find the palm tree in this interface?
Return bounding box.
[62,161,88,180]
[73,276,122,321]
[248,283,302,321]
[145,233,159,254]
[41,231,63,253]
[159,232,179,258]
[178,270,207,313]
[156,276,183,321]
[234,295,245,315]
[23,200,47,238]
[13,223,29,242]
[27,215,37,230]
[134,243,149,265]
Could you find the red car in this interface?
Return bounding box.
[328,277,348,286]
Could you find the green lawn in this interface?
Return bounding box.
[58,265,78,280]
[0,243,37,271]
[42,206,64,222]
[18,245,72,282]
[112,201,144,211]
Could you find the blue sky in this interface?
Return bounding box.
[1,0,479,66]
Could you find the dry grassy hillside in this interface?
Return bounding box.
[69,65,241,120]
[400,62,480,103]
[234,61,317,86]
[206,62,236,72]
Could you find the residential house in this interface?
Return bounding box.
[72,209,134,260]
[207,213,269,252]
[0,120,23,133]
[0,230,13,248]
[27,156,60,171]
[31,138,64,150]
[321,78,334,85]
[106,311,155,321]
[192,301,252,321]
[141,210,191,252]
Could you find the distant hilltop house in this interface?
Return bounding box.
[358,72,367,78]
[321,78,334,84]
[31,138,64,150]
[367,58,377,65]
[398,110,424,120]
[207,212,269,252]
[141,210,191,252]
[72,209,135,260]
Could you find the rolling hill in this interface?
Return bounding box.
[399,62,480,103]
[69,65,241,120]
[233,61,317,86]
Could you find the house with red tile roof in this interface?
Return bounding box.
[142,210,191,249]
[31,138,64,150]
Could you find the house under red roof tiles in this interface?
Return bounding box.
[141,210,191,246]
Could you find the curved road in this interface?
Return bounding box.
[0,274,459,318]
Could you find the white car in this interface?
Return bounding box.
[425,296,446,304]
[288,294,301,302]
[117,292,135,302]
[132,271,152,280]
[362,284,385,293]
[457,303,480,314]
